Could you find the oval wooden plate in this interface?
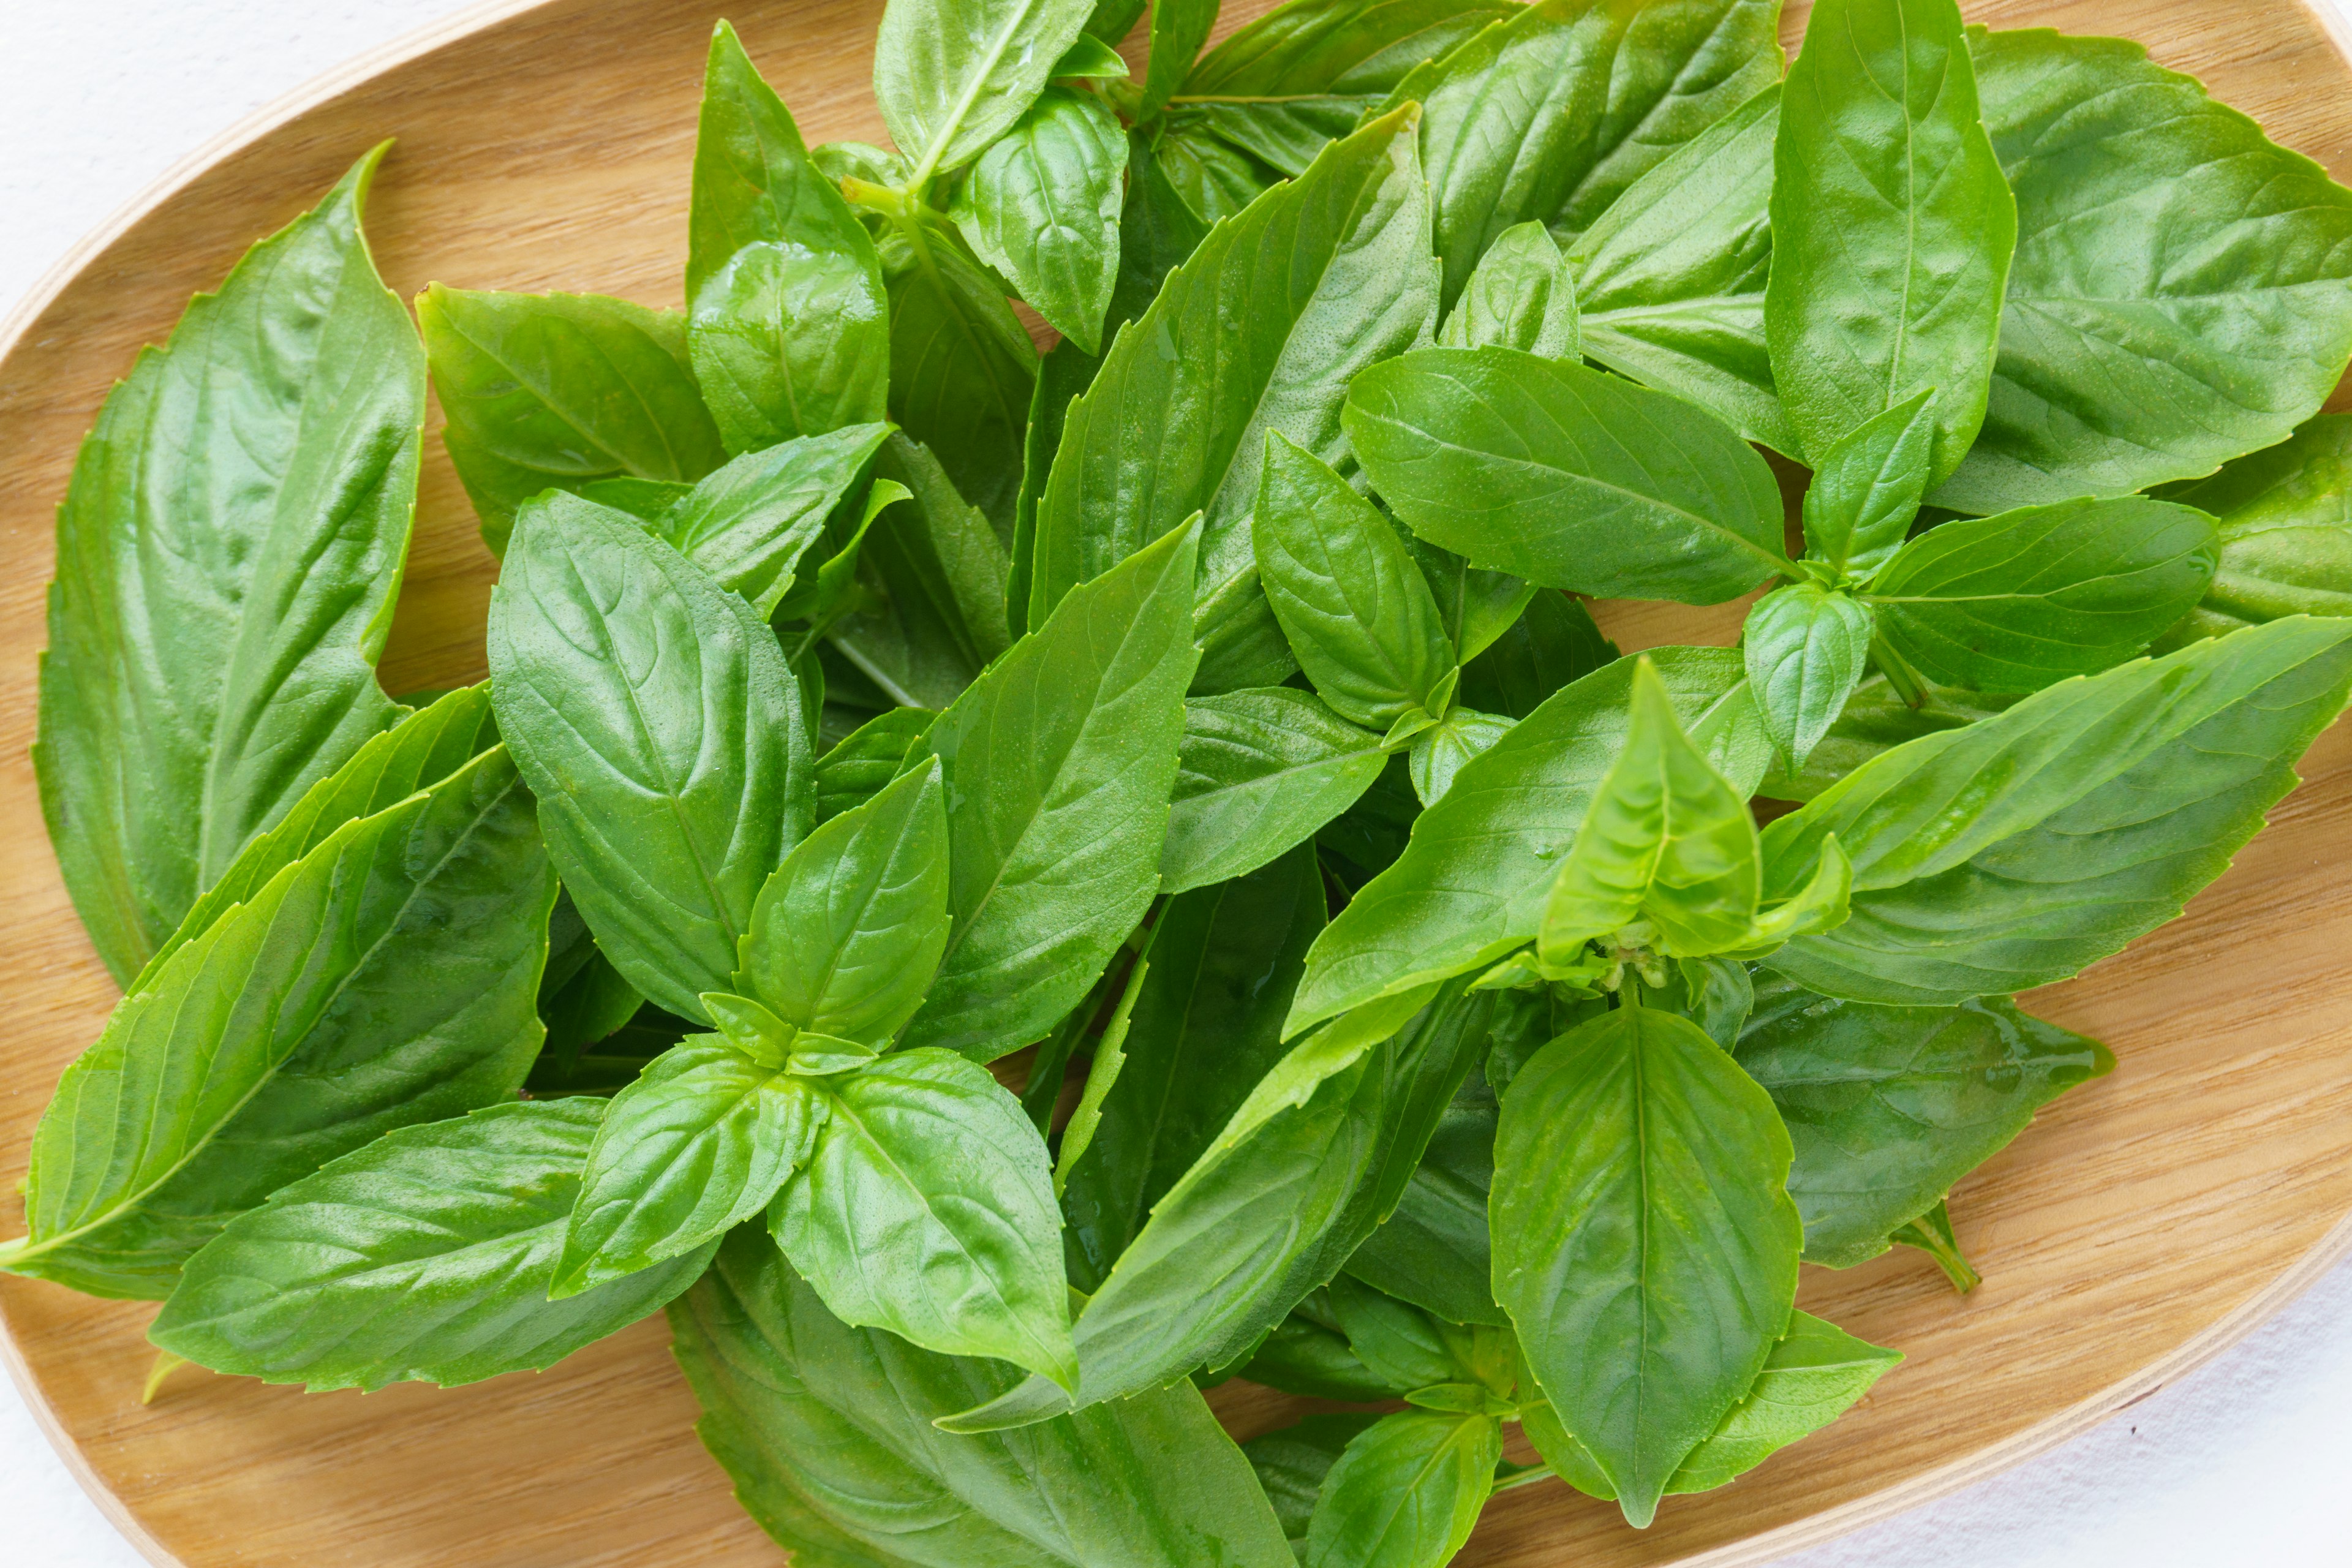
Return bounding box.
[5,0,2352,1562]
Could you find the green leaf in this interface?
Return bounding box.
[1243,1301,1403,1400]
[418,286,726,554]
[1322,1274,1466,1392]
[38,148,420,983]
[1801,391,1936,582]
[813,706,935,824]
[1760,616,2352,1004]
[1028,107,1438,682]
[1767,0,2015,483]
[1867,497,2219,693]
[1009,129,1208,638]
[1245,1412,1385,1556]
[1162,688,1387,895]
[1939,30,2352,513]
[1256,432,1459,728]
[1053,34,1131,77]
[1404,543,1537,669]
[538,889,648,1068]
[2,750,553,1297]
[875,0,1096,184]
[1755,673,2013,803]
[1736,974,2113,1265]
[1345,347,1789,605]
[1288,646,1755,1035]
[899,518,1200,1060]
[1436,221,1578,358]
[1141,0,1221,116]
[738,760,952,1047]
[1389,0,1782,305]
[1457,590,1619,720]
[632,423,892,617]
[1085,0,1149,42]
[1493,1003,1802,1526]
[880,216,1039,530]
[949,87,1128,353]
[943,980,1492,1430]
[1063,846,1325,1288]
[1539,660,1766,962]
[2155,415,2352,649]
[1154,123,1285,225]
[488,496,812,1023]
[1745,582,1876,770]
[1405,707,1512,807]
[1567,83,1795,455]
[688,23,891,451]
[1052,944,1152,1200]
[771,1047,1077,1389]
[1341,1060,1502,1326]
[670,1228,1296,1567]
[774,477,911,629]
[553,1039,824,1295]
[149,1101,711,1391]
[1303,1411,1499,1568]
[1893,1198,1980,1292]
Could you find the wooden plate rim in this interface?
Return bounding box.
[2,2,2348,1564]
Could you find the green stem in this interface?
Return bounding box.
[1870,634,1930,709]
[1490,1460,1559,1494]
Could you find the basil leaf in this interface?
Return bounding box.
[1289,646,1753,1035]
[1140,0,1221,116]
[419,287,725,554]
[1756,673,2013,803]
[1406,707,1513,807]
[1761,616,2352,1004]
[814,706,935,823]
[1029,107,1438,685]
[1801,391,1936,582]
[489,496,812,1023]
[2156,415,2352,649]
[552,1039,823,1294]
[1744,581,1876,770]
[898,518,1199,1060]
[1768,0,2015,482]
[1,749,553,1297]
[649,423,892,616]
[1303,1411,1499,1568]
[1345,347,1789,605]
[1051,943,1150,1198]
[1567,83,1794,455]
[151,1101,710,1391]
[1940,29,2352,512]
[739,760,951,1045]
[1893,1197,1980,1292]
[1245,1412,1385,1555]
[949,87,1128,353]
[880,216,1039,530]
[39,149,420,983]
[1155,121,1285,225]
[1868,497,2219,693]
[1493,1003,1801,1526]
[771,1047,1077,1388]
[1063,845,1325,1289]
[1437,221,1578,358]
[944,980,1491,1430]
[671,1229,1296,1567]
[1457,589,1618,720]
[1054,34,1131,77]
[1009,128,1207,636]
[1085,0,1149,42]
[688,23,891,452]
[1341,1060,1502,1325]
[1389,0,1781,304]
[875,0,1096,184]
[1257,432,1460,728]
[1737,974,2113,1265]
[138,685,499,986]
[1322,1273,1458,1391]
[1243,1302,1403,1400]
[1163,688,1386,894]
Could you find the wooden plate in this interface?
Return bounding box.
[4,0,2351,1562]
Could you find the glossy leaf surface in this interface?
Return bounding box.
[2156,415,2352,648]
[1745,582,1877,769]
[1303,1411,1499,1568]
[1342,1061,1502,1326]
[1438,221,1578,358]
[875,0,1096,183]
[949,87,1127,352]
[1161,688,1386,894]
[1801,391,1936,581]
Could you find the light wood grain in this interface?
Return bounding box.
[2,1,2350,1563]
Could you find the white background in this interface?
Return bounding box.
[4,2,2351,1564]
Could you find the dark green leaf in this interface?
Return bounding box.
[2155,415,2352,649]
[39,148,420,983]
[489,496,812,1022]
[1940,30,2352,513]
[1744,581,1876,769]
[1761,616,2352,1003]
[1345,347,1789,605]
[1342,1060,1501,1325]
[880,216,1039,530]
[1868,497,2218,693]
[1163,688,1386,894]
[1457,590,1618,720]
[688,23,891,451]
[900,518,1200,1060]
[1,750,553,1297]
[1242,1302,1403,1400]
[874,0,1098,183]
[419,286,725,554]
[1245,1412,1385,1555]
[1801,391,1936,582]
[1154,121,1285,225]
[1050,940,1152,1197]
[949,87,1128,352]
[1141,0,1221,116]
[150,1101,711,1390]
[1493,1004,1801,1526]
[1436,221,1578,358]
[1737,974,2112,1265]
[1303,1411,1499,1568]
[813,706,935,824]
[670,1228,1296,1567]
[1085,0,1149,42]
[1767,0,2015,483]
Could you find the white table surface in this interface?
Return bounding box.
[5,2,2351,1563]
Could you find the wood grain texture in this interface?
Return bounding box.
[1,1,2350,1564]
